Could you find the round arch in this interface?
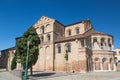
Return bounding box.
[94,57,100,70]
[102,58,108,70]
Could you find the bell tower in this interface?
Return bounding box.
[33,16,55,71]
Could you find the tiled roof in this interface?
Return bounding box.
[65,20,90,27]
[55,28,113,43]
[1,47,16,52]
[91,31,113,37]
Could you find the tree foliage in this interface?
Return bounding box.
[11,56,17,70]
[64,50,68,61]
[13,26,40,69]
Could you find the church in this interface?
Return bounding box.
[32,16,115,73]
[0,16,116,73]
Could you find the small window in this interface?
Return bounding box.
[41,36,44,42]
[101,43,103,49]
[58,46,61,53]
[76,28,79,34]
[68,30,71,36]
[41,26,44,33]
[47,35,50,41]
[101,43,103,46]
[66,44,71,52]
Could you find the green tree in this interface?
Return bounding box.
[11,56,17,70]
[64,50,68,61]
[64,50,68,72]
[12,26,40,75]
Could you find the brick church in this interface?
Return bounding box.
[0,16,116,73]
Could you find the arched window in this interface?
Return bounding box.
[66,43,71,52]
[46,24,50,31]
[93,38,97,43]
[56,44,61,53]
[76,28,80,34]
[110,58,113,63]
[68,29,71,36]
[47,34,50,41]
[94,57,99,61]
[41,26,45,33]
[94,57,100,70]
[108,39,112,47]
[92,38,100,49]
[41,36,44,42]
[93,38,98,47]
[102,58,107,63]
[101,38,106,49]
[46,24,50,28]
[58,46,61,53]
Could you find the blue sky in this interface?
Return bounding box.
[0,0,120,52]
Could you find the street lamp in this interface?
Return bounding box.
[24,40,30,80]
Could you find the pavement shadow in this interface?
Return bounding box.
[30,72,56,77]
[0,68,7,72]
[30,71,44,72]
[0,70,7,72]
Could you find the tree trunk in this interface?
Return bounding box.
[30,66,33,75]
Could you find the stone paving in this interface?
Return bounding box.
[29,71,120,80]
[0,69,20,80]
[36,72,120,80]
[0,69,120,80]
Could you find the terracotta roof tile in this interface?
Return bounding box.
[1,47,16,52]
[55,28,112,43]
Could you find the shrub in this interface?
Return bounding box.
[11,56,17,70]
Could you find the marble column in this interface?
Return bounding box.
[104,38,108,50]
[112,45,114,50]
[108,63,111,71]
[97,37,101,49]
[100,62,103,71]
[113,63,117,71]
[93,63,95,71]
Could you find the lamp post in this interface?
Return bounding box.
[24,40,30,80]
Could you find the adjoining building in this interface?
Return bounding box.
[0,55,1,68]
[114,48,120,70]
[0,47,15,70]
[0,16,116,73]
[0,37,21,70]
[32,16,115,73]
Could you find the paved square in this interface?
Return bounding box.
[29,71,120,80]
[27,72,120,80]
[1,69,120,80]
